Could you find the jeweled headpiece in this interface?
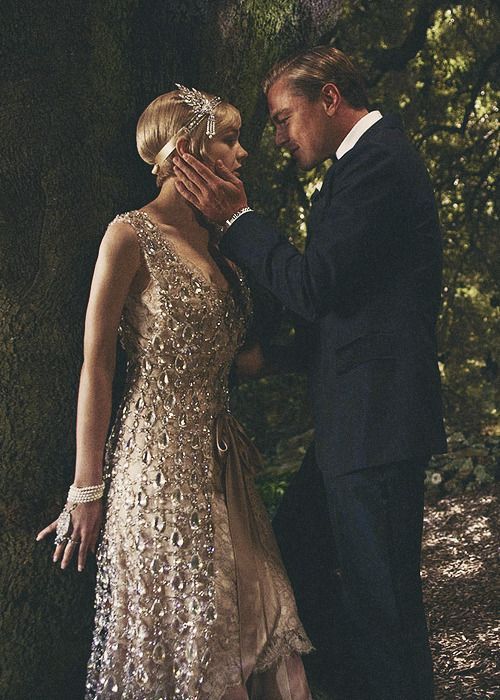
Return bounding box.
[152,84,222,174]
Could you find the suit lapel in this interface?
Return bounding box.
[307,159,338,244]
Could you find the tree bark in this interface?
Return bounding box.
[0,1,340,697]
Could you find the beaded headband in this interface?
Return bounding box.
[151,84,222,174]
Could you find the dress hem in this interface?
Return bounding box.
[209,628,315,700]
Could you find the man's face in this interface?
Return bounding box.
[267,78,335,170]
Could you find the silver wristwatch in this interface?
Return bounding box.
[224,207,253,231]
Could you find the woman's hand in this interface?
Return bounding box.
[36,499,104,572]
[234,343,266,378]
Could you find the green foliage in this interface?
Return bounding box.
[232,374,310,456]
[257,471,295,518]
[425,432,499,498]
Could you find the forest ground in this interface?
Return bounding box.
[423,488,499,699]
[310,487,499,699]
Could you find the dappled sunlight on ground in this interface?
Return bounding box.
[422,490,499,699]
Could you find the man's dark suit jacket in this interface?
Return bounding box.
[221,114,447,476]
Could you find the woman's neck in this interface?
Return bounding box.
[142,178,210,250]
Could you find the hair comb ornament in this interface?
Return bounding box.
[151,84,222,174]
[175,84,221,138]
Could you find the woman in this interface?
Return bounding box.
[36,86,313,699]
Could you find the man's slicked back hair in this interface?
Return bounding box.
[263,46,368,109]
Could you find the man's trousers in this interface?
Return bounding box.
[273,444,434,700]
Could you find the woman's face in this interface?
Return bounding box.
[205,118,248,177]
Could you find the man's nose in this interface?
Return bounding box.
[275,128,288,148]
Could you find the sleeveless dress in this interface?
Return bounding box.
[84,211,313,700]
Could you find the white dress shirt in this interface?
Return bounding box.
[335,110,383,160]
[313,111,383,197]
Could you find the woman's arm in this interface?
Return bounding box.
[36,220,142,571]
[74,221,142,485]
[234,342,267,379]
[235,341,310,378]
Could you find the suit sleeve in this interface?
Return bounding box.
[220,143,408,322]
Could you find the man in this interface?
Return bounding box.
[174,46,447,699]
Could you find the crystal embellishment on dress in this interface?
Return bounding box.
[153,642,166,664]
[84,210,312,700]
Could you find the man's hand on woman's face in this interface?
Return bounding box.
[173,154,248,226]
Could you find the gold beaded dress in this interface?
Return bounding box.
[84,211,313,700]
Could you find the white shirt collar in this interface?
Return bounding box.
[335,110,383,160]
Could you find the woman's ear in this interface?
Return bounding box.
[176,136,190,157]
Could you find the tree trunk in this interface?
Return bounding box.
[0,1,340,697]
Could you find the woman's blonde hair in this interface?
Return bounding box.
[136,89,240,187]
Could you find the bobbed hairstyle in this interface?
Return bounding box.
[262,45,368,110]
[136,88,240,188]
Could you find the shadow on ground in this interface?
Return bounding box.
[308,488,499,699]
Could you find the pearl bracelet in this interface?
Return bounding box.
[68,482,105,503]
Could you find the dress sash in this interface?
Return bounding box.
[214,411,312,699]
[215,411,270,682]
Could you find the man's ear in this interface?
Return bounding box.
[321,83,341,116]
[176,136,190,156]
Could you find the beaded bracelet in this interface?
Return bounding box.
[67,482,105,503]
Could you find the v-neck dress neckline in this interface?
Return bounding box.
[136,210,232,298]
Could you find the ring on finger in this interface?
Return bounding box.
[68,537,81,544]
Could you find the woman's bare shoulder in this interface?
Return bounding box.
[99,214,141,260]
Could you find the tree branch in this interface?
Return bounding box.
[415,45,500,143]
[367,0,465,85]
